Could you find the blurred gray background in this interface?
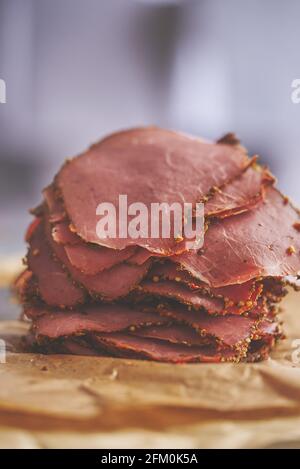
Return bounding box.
[0,0,300,263]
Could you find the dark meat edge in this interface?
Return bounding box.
[25,298,281,355]
[27,326,282,364]
[134,279,265,315]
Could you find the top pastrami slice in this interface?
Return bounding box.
[56,127,250,253]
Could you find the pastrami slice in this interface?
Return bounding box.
[205,165,274,218]
[92,332,238,363]
[56,127,251,253]
[175,188,300,287]
[27,220,85,307]
[31,304,169,339]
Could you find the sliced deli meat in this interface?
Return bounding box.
[30,304,168,339]
[155,305,257,350]
[127,247,154,265]
[51,221,80,245]
[56,127,251,254]
[14,269,38,303]
[36,332,276,362]
[92,333,238,363]
[26,220,85,307]
[137,279,263,315]
[42,185,66,223]
[174,188,300,287]
[67,260,151,300]
[51,218,137,274]
[137,280,223,313]
[131,324,209,346]
[147,261,263,312]
[134,318,280,347]
[44,215,151,300]
[64,242,136,275]
[204,164,274,218]
[16,127,297,363]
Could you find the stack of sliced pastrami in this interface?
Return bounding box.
[15,128,300,363]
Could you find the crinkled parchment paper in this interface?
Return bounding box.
[0,290,300,449]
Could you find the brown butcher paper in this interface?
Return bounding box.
[0,289,300,448]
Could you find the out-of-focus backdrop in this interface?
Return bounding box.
[0,0,300,269]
